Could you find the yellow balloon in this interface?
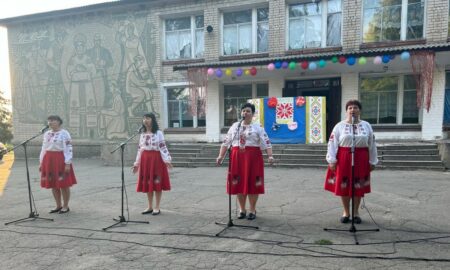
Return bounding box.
[225,68,232,76]
[244,69,250,75]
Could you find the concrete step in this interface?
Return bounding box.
[379,149,439,155]
[381,155,441,161]
[380,160,444,167]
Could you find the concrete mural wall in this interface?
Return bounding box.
[9,10,159,140]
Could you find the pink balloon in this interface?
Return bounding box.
[207,68,214,76]
[267,63,275,71]
[373,56,382,65]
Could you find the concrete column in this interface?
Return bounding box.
[340,73,359,120]
[421,67,445,140]
[206,80,221,142]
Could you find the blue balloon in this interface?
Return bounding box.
[275,61,282,69]
[347,57,356,66]
[400,51,410,61]
[382,55,390,63]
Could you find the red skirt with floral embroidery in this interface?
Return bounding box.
[324,147,371,197]
[136,150,171,193]
[227,146,265,195]
[40,151,77,189]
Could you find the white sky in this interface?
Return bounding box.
[0,0,113,100]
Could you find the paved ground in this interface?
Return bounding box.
[0,158,450,269]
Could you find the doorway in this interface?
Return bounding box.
[284,78,341,140]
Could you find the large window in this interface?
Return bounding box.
[288,0,342,50]
[360,75,419,124]
[167,87,206,128]
[363,0,424,43]
[223,83,268,126]
[222,8,269,55]
[165,15,204,60]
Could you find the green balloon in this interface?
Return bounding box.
[358,57,367,65]
[289,62,296,70]
[331,56,338,63]
[319,59,326,68]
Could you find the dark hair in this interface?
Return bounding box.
[240,102,255,114]
[143,113,159,133]
[47,115,63,125]
[345,99,362,110]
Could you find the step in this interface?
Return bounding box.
[380,160,444,167]
[378,149,439,155]
[381,155,441,161]
[377,165,445,171]
[378,145,437,150]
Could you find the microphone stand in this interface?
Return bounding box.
[102,129,149,231]
[5,129,53,225]
[323,115,379,244]
[215,119,259,237]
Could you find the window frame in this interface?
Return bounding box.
[221,7,269,56]
[286,0,342,50]
[163,14,204,60]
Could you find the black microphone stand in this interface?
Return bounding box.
[324,116,379,244]
[5,129,53,225]
[215,120,259,237]
[103,129,148,231]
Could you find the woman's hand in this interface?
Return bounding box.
[329,163,336,171]
[268,156,274,165]
[64,164,71,173]
[216,156,224,166]
[132,165,139,174]
[166,162,173,169]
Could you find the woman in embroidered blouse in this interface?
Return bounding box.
[216,103,274,220]
[325,100,378,224]
[132,113,172,215]
[39,115,77,214]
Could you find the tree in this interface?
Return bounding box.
[0,90,13,143]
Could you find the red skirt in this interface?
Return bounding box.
[227,146,265,195]
[136,150,171,192]
[40,151,77,189]
[324,147,371,197]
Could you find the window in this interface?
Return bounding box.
[363,0,424,43]
[167,87,206,128]
[360,75,419,124]
[165,15,204,60]
[222,8,269,55]
[223,83,268,126]
[288,0,342,50]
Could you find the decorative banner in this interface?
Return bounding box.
[275,97,294,124]
[306,96,326,144]
[248,98,264,126]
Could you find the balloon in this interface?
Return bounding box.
[235,68,243,77]
[207,68,214,76]
[373,56,382,65]
[358,57,367,65]
[309,62,317,70]
[338,56,346,64]
[244,69,250,75]
[347,57,356,66]
[382,55,390,63]
[318,59,326,68]
[250,67,257,76]
[288,62,296,70]
[275,61,282,69]
[282,61,289,69]
[400,51,410,61]
[225,68,232,76]
[215,68,223,77]
[267,63,275,70]
[331,56,338,63]
[301,61,309,70]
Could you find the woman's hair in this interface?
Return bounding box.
[143,113,159,133]
[47,115,63,125]
[345,99,362,110]
[240,102,255,114]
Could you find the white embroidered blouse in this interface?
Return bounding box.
[222,122,272,150]
[39,129,73,164]
[326,120,378,165]
[134,130,172,166]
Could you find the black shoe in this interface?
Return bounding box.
[247,212,256,220]
[59,208,70,214]
[237,211,246,219]
[152,210,161,215]
[141,209,153,215]
[49,207,62,214]
[353,216,362,224]
[340,216,350,223]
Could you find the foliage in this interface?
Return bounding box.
[0,90,13,143]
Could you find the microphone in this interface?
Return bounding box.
[137,125,145,133]
[40,125,49,133]
[351,113,355,125]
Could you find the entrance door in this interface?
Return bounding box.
[284,78,341,140]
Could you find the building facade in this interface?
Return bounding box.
[1,0,450,145]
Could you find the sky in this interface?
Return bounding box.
[0,0,114,100]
